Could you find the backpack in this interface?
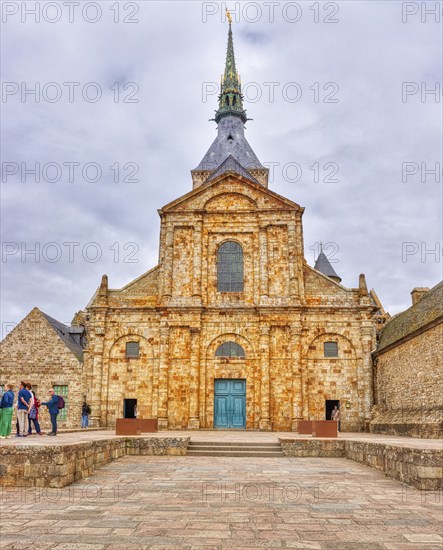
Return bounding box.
[86,405,91,415]
[57,395,65,409]
[29,406,37,420]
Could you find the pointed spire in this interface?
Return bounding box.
[314,250,342,284]
[215,14,247,124]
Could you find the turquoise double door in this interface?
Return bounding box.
[214,379,246,429]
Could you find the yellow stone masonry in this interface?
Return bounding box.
[85,173,378,432]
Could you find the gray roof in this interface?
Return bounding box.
[194,115,265,176]
[377,281,443,352]
[314,251,342,281]
[42,312,85,361]
[205,155,260,185]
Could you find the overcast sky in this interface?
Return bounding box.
[1,1,442,335]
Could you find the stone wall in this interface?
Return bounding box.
[0,308,84,430]
[280,438,443,490]
[371,322,443,438]
[0,436,190,488]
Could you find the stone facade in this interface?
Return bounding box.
[0,308,85,430]
[371,283,443,438]
[84,172,380,432]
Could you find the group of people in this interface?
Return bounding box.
[0,382,61,438]
[0,383,93,438]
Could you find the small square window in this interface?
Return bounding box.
[324,342,338,357]
[125,342,140,358]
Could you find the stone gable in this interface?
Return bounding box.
[0,308,84,429]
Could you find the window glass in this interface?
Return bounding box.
[324,342,338,357]
[217,241,244,292]
[215,341,246,357]
[126,342,140,358]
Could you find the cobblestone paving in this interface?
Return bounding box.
[1,456,442,549]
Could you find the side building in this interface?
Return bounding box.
[371,282,443,438]
[0,307,86,430]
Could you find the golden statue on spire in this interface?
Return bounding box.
[226,7,233,24]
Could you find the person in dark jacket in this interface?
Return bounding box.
[81,402,91,428]
[16,381,32,437]
[41,389,59,436]
[0,384,15,438]
[28,393,42,436]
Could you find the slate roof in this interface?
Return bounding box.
[205,155,260,185]
[42,312,85,361]
[194,115,265,175]
[377,281,443,352]
[314,251,342,282]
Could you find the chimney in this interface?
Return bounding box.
[411,287,430,305]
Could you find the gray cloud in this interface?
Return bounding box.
[1,1,441,335]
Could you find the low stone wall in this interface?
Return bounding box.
[280,438,345,457]
[280,438,443,491]
[370,421,443,439]
[346,441,443,491]
[0,436,190,488]
[127,436,190,456]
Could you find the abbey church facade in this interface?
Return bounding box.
[83,22,385,432]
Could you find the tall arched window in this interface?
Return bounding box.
[217,241,244,292]
[215,341,246,357]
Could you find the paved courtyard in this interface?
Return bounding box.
[1,454,442,550]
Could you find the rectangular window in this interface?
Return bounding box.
[125,341,140,358]
[324,342,338,357]
[53,385,68,421]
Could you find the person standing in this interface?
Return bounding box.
[331,405,341,432]
[28,392,42,436]
[41,389,59,436]
[16,381,32,437]
[81,401,91,428]
[0,384,15,438]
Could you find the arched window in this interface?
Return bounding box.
[217,241,244,292]
[215,341,246,358]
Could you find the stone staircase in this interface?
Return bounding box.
[187,440,284,457]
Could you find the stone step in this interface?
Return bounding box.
[189,439,281,449]
[187,449,285,457]
[187,440,284,457]
[188,444,281,452]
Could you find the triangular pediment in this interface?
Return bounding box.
[160,172,303,213]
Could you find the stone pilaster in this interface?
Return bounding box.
[89,310,107,427]
[288,222,298,300]
[259,226,268,299]
[295,219,305,301]
[259,325,271,430]
[157,325,170,429]
[162,226,174,299]
[290,321,303,431]
[188,327,201,429]
[361,322,375,426]
[192,221,203,298]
